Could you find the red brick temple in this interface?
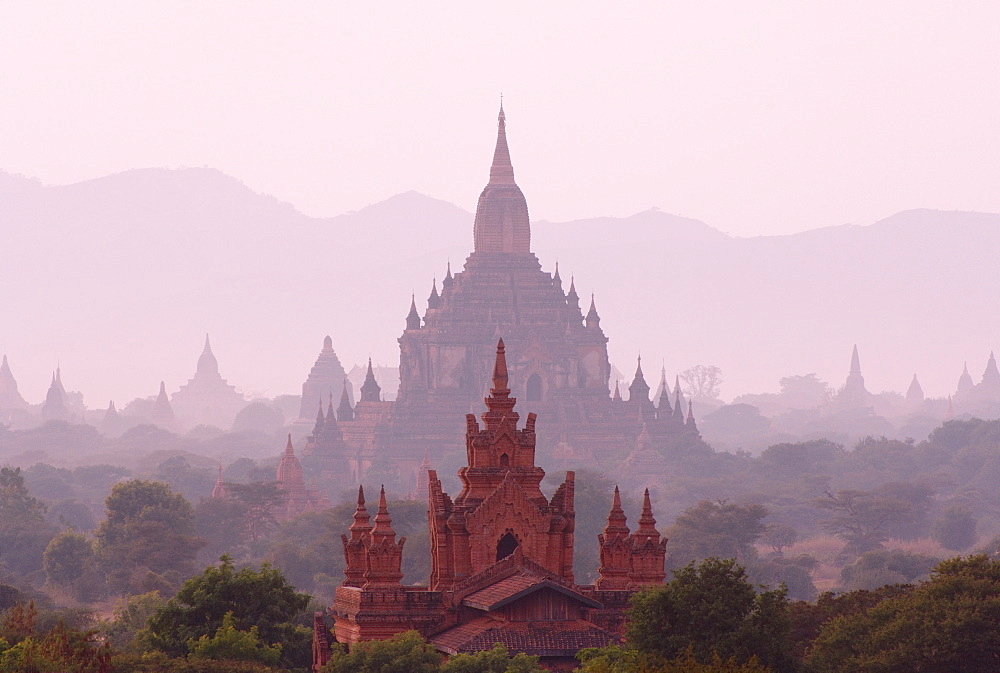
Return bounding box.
[312,340,667,670]
[302,106,702,489]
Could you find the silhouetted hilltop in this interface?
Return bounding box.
[2,167,997,405]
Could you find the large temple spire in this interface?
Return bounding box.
[488,104,515,186]
[473,105,531,254]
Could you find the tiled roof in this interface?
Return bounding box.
[431,617,622,656]
[461,572,601,611]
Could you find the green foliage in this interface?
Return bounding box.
[43,529,92,583]
[748,555,818,602]
[0,616,111,673]
[94,480,204,595]
[932,505,977,551]
[0,466,58,578]
[785,585,910,662]
[110,649,281,672]
[440,643,544,673]
[806,555,1000,672]
[576,645,772,672]
[224,482,286,544]
[102,591,165,652]
[145,555,310,669]
[666,501,768,568]
[838,549,937,591]
[322,630,441,673]
[626,558,794,673]
[187,612,281,665]
[813,489,913,555]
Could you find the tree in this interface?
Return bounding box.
[680,365,723,401]
[666,501,768,568]
[94,480,204,594]
[0,620,111,673]
[187,611,282,665]
[43,529,105,601]
[144,555,311,669]
[322,630,441,673]
[807,555,1000,672]
[441,643,545,673]
[778,373,832,408]
[933,505,977,551]
[102,591,165,652]
[627,558,795,673]
[226,482,286,544]
[838,549,938,592]
[0,467,57,578]
[760,525,797,555]
[813,490,913,555]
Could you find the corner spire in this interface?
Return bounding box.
[586,294,601,328]
[406,294,421,330]
[338,380,355,421]
[491,338,509,394]
[360,358,381,402]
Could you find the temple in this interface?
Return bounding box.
[314,106,702,490]
[297,336,351,425]
[170,335,248,429]
[315,341,667,670]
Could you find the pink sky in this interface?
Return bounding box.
[2,2,999,236]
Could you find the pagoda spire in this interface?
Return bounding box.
[342,485,371,587]
[635,489,658,539]
[338,380,354,421]
[983,351,1000,386]
[488,104,515,186]
[313,400,325,434]
[566,277,581,313]
[603,486,630,539]
[491,338,510,394]
[596,485,632,589]
[211,464,227,499]
[657,365,671,413]
[686,399,698,431]
[672,376,685,424]
[850,344,861,375]
[586,295,601,328]
[473,105,530,254]
[372,486,395,538]
[406,294,421,330]
[612,380,622,402]
[360,358,381,402]
[363,485,406,588]
[197,333,220,378]
[629,355,650,403]
[957,361,975,394]
[628,488,667,585]
[427,279,441,310]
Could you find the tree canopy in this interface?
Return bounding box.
[807,555,1000,673]
[94,479,204,595]
[627,558,794,673]
[144,555,311,669]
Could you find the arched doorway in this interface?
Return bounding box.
[526,373,543,401]
[496,532,519,560]
[499,453,510,466]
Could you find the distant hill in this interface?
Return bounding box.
[2,167,997,408]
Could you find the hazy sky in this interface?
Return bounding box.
[3,2,999,236]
